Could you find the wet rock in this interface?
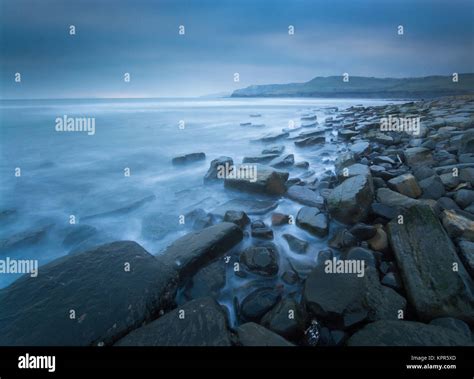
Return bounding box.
[184,260,226,300]
[437,197,461,212]
[404,147,434,167]
[441,209,474,241]
[367,224,388,252]
[387,174,422,199]
[458,131,474,154]
[185,208,213,230]
[240,288,281,322]
[250,221,274,240]
[223,210,250,229]
[327,174,374,224]
[212,198,278,216]
[261,298,306,340]
[457,240,474,277]
[172,152,206,165]
[328,229,358,249]
[286,185,325,207]
[240,244,279,276]
[454,189,474,209]
[254,131,289,143]
[0,241,179,345]
[116,297,232,346]
[242,154,280,164]
[294,136,325,147]
[440,172,460,190]
[295,161,310,169]
[344,247,377,268]
[381,272,403,292]
[224,165,289,195]
[460,167,474,186]
[237,322,294,346]
[262,145,285,155]
[347,320,470,346]
[371,202,398,220]
[374,133,394,145]
[413,166,436,181]
[376,188,419,212]
[204,156,233,183]
[303,265,406,329]
[281,270,299,285]
[337,163,370,181]
[160,222,243,281]
[269,154,294,168]
[350,141,370,158]
[387,204,474,323]
[0,224,53,253]
[296,207,328,237]
[419,175,445,200]
[350,223,377,240]
[430,317,471,339]
[283,233,309,254]
[271,212,290,226]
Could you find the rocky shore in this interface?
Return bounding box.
[1,96,474,346]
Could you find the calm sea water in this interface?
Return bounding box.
[0,97,394,295]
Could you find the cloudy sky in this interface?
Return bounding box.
[1,0,473,98]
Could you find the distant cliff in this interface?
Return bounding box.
[231,74,474,98]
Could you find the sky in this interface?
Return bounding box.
[1,0,473,99]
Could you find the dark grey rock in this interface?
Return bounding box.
[204,156,233,183]
[237,322,294,346]
[212,198,278,216]
[269,154,295,168]
[296,207,329,237]
[262,145,285,155]
[224,165,289,195]
[172,152,206,165]
[240,288,281,322]
[116,297,232,346]
[242,154,280,164]
[286,185,325,207]
[404,147,434,167]
[419,175,445,200]
[261,298,306,340]
[458,240,474,278]
[381,272,403,292]
[283,233,309,254]
[345,247,377,268]
[223,210,250,229]
[350,223,377,240]
[0,224,53,253]
[184,260,226,300]
[430,317,471,339]
[328,229,358,249]
[454,189,474,209]
[240,244,279,276]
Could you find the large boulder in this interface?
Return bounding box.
[303,265,406,329]
[286,185,325,207]
[387,205,474,323]
[115,297,232,346]
[347,320,471,346]
[160,222,243,281]
[224,165,289,195]
[327,174,374,224]
[0,241,179,346]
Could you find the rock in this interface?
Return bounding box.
[460,167,474,186]
[269,154,295,168]
[251,222,274,240]
[404,147,434,167]
[240,244,279,276]
[262,145,285,155]
[338,130,359,140]
[440,172,460,190]
[430,317,471,339]
[367,224,388,252]
[296,207,329,237]
[185,208,213,230]
[441,209,474,241]
[160,222,243,281]
[283,234,309,254]
[347,320,470,346]
[242,154,280,164]
[413,166,436,181]
[0,224,53,253]
[350,141,370,157]
[286,185,325,207]
[0,241,179,345]
[236,322,294,346]
[204,156,233,182]
[371,202,398,220]
[387,204,474,323]
[337,163,370,181]
[344,247,377,268]
[62,225,98,247]
[83,195,156,220]
[184,260,226,300]
[240,288,281,322]
[328,229,358,249]
[387,174,422,199]
[454,189,474,209]
[254,132,289,143]
[381,272,403,292]
[327,174,374,224]
[457,240,474,277]
[294,136,325,147]
[419,175,445,200]
[373,156,396,165]
[437,197,461,212]
[303,265,406,329]
[350,223,377,240]
[224,165,289,195]
[295,161,309,169]
[172,152,206,165]
[223,210,250,229]
[458,131,474,154]
[261,298,306,340]
[374,133,394,145]
[212,199,278,216]
[271,212,290,226]
[376,188,419,212]
[116,297,232,346]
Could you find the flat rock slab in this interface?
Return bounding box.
[387,204,474,323]
[211,198,278,216]
[116,297,232,346]
[159,222,243,281]
[286,185,325,207]
[0,241,178,346]
[347,320,471,346]
[224,165,289,195]
[237,322,294,346]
